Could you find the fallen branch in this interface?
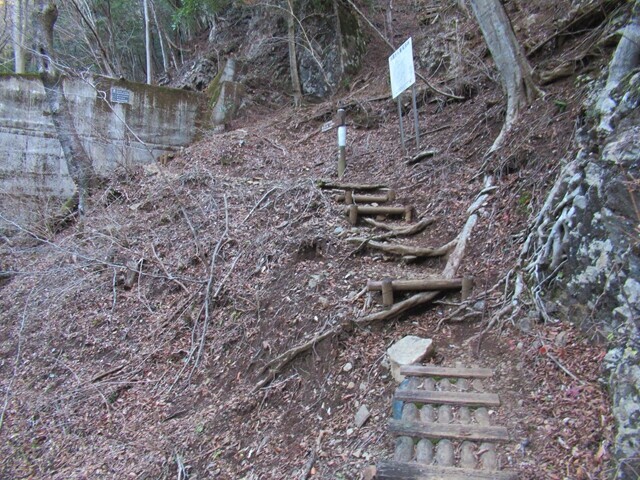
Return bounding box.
[406,149,438,165]
[254,325,341,390]
[91,364,127,383]
[547,352,583,384]
[300,431,326,480]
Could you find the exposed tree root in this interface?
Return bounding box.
[346,237,455,257]
[362,217,436,239]
[254,325,341,391]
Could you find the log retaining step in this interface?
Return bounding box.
[399,365,494,379]
[394,389,501,407]
[346,205,413,225]
[375,461,518,480]
[389,419,510,442]
[336,189,396,204]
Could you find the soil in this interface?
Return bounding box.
[0,1,618,479]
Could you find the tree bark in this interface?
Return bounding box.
[13,0,28,73]
[333,0,345,74]
[468,0,539,152]
[286,0,302,107]
[150,0,170,74]
[35,1,95,215]
[143,0,153,84]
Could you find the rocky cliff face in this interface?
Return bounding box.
[551,72,640,478]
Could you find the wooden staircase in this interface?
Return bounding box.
[376,365,516,479]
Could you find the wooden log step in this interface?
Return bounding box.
[367,278,463,292]
[375,461,517,480]
[345,205,413,225]
[394,389,501,407]
[399,365,494,379]
[316,180,387,191]
[336,189,396,204]
[389,419,510,442]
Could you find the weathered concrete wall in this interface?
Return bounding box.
[0,74,207,228]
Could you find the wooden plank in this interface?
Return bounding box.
[394,389,501,407]
[399,365,493,379]
[389,419,510,442]
[316,180,387,191]
[376,461,517,480]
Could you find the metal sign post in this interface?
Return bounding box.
[388,38,419,152]
[337,108,346,179]
[411,84,420,148]
[397,100,406,151]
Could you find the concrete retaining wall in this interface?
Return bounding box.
[0,74,207,228]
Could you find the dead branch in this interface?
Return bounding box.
[151,244,190,295]
[300,430,326,480]
[346,237,455,257]
[254,325,341,390]
[241,186,283,226]
[91,364,127,383]
[437,308,482,330]
[406,149,438,165]
[546,352,584,384]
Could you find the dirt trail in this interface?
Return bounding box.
[0,1,617,477]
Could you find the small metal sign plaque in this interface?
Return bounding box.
[321,120,335,132]
[110,87,132,104]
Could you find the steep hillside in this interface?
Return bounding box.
[1,0,636,478]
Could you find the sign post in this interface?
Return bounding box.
[388,38,420,151]
[337,108,346,179]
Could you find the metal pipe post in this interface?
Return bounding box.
[337,108,346,179]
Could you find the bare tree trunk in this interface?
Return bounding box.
[143,0,153,84]
[468,0,539,152]
[150,0,169,74]
[286,0,302,107]
[35,2,95,215]
[13,0,28,73]
[333,0,345,74]
[385,0,394,48]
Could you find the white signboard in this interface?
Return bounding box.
[388,38,415,99]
